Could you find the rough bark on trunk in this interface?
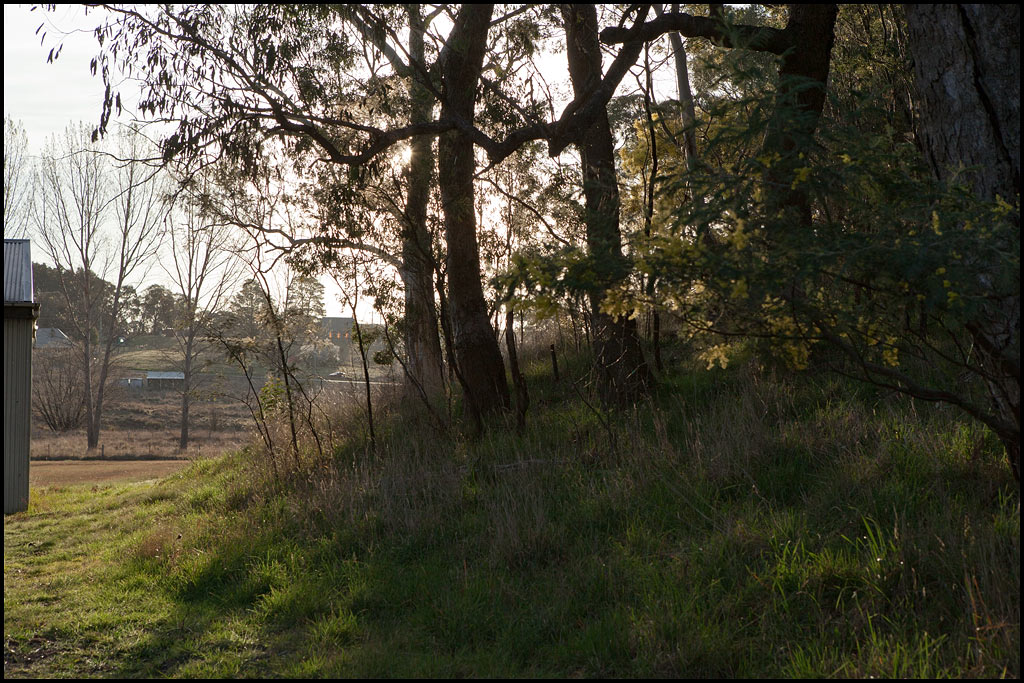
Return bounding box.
[904,5,1019,203]
[761,4,838,230]
[766,5,840,153]
[563,3,650,402]
[905,3,1020,478]
[437,3,510,421]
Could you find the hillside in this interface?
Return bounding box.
[4,349,1019,677]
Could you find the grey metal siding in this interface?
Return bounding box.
[4,315,33,514]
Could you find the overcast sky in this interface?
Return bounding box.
[4,4,113,152]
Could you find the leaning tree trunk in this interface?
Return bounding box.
[437,3,510,422]
[904,3,1021,479]
[563,3,651,402]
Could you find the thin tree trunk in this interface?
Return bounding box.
[274,331,300,465]
[179,332,194,450]
[641,43,664,374]
[83,337,98,450]
[351,309,376,450]
[662,3,698,170]
[505,306,529,430]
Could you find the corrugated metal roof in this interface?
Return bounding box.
[146,371,185,380]
[4,239,34,304]
[35,327,73,347]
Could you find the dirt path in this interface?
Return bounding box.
[28,459,193,487]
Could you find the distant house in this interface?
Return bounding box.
[34,327,73,349]
[5,239,40,514]
[321,316,355,345]
[319,316,389,367]
[146,371,185,391]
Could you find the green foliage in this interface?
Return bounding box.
[640,93,1017,362]
[258,377,286,415]
[610,35,1018,450]
[372,348,394,366]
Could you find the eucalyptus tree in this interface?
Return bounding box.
[435,4,512,420]
[141,283,181,335]
[902,4,1019,477]
[562,4,651,400]
[82,3,504,417]
[68,3,668,422]
[605,5,1020,478]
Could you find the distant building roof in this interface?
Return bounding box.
[321,316,355,333]
[146,371,185,380]
[4,239,34,304]
[35,327,73,347]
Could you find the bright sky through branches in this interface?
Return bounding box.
[3,4,373,320]
[4,4,685,323]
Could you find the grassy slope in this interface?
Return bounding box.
[4,353,1020,677]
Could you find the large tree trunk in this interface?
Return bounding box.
[904,3,1020,478]
[765,5,839,155]
[437,3,510,421]
[563,4,650,401]
[762,4,838,229]
[400,4,445,402]
[904,5,1019,203]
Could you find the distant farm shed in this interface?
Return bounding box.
[146,371,185,391]
[5,239,39,514]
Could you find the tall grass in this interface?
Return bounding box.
[4,350,1019,677]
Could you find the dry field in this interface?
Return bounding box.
[28,459,194,487]
[30,375,256,481]
[29,373,381,484]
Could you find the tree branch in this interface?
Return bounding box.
[599,9,791,54]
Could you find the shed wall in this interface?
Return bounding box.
[4,316,33,514]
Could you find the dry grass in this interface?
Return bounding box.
[31,379,253,460]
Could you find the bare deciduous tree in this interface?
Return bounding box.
[32,346,86,432]
[34,124,167,450]
[165,172,243,450]
[4,115,33,239]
